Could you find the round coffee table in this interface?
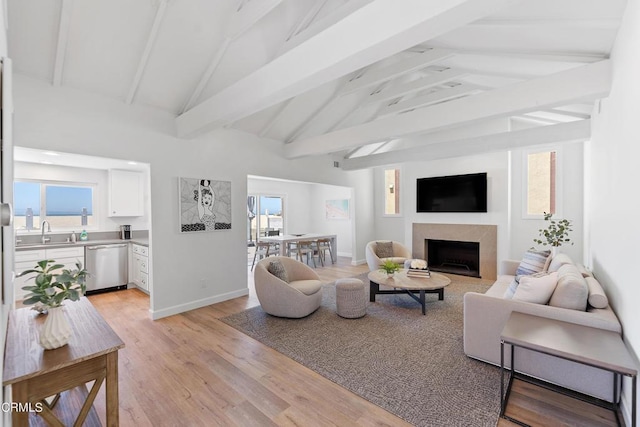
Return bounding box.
[367,269,451,315]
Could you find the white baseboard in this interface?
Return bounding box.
[352,258,367,266]
[150,288,249,320]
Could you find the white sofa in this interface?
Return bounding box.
[463,253,621,401]
[365,240,412,272]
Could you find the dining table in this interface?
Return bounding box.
[261,233,337,263]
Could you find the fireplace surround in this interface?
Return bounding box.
[412,223,497,280]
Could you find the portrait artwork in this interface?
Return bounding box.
[179,177,231,232]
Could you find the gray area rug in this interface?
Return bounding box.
[221,273,500,426]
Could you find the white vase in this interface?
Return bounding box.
[550,246,560,257]
[39,306,72,350]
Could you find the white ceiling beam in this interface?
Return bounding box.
[284,0,329,42]
[181,38,231,113]
[226,0,283,40]
[543,108,590,120]
[286,53,456,141]
[469,18,621,30]
[320,81,391,136]
[126,0,168,105]
[340,120,591,170]
[441,47,606,63]
[52,0,74,87]
[451,66,535,80]
[284,72,359,142]
[258,98,294,137]
[517,114,564,125]
[380,82,484,116]
[285,60,611,158]
[180,0,282,114]
[176,0,517,138]
[363,68,468,105]
[340,48,455,95]
[277,0,374,56]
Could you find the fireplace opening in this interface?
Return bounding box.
[427,239,480,278]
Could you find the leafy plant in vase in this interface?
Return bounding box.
[380,259,401,277]
[18,260,89,350]
[533,212,574,256]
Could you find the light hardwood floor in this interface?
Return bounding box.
[82,257,620,426]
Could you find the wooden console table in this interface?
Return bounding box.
[3,298,124,426]
[500,312,637,427]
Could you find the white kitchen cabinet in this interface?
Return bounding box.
[15,247,84,303]
[14,249,46,303]
[108,169,144,217]
[131,244,149,292]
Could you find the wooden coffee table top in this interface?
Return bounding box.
[368,269,451,291]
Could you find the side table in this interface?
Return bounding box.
[3,298,125,426]
[500,312,636,427]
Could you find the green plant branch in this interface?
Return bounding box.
[533,212,574,248]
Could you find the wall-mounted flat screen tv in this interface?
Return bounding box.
[416,172,487,213]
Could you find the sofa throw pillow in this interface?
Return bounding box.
[376,241,394,258]
[503,278,519,299]
[513,272,559,304]
[585,276,608,309]
[267,260,289,283]
[548,264,588,311]
[504,271,549,299]
[548,253,573,272]
[515,248,551,282]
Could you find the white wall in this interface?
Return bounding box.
[375,152,511,263]
[13,75,374,319]
[14,162,151,233]
[248,177,354,258]
[588,0,640,421]
[373,143,586,271]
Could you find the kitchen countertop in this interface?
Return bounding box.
[16,238,149,251]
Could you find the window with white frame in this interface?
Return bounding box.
[14,180,96,231]
[524,149,558,217]
[384,168,400,215]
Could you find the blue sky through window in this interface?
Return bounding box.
[14,182,93,216]
[259,196,282,215]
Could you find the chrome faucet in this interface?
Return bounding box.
[41,220,51,244]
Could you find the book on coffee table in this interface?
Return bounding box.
[407,268,430,278]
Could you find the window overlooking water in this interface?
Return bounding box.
[14,180,95,231]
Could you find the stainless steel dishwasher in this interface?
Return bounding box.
[85,244,129,294]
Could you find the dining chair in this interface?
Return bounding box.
[266,229,280,252]
[316,238,334,266]
[251,241,273,271]
[296,240,317,268]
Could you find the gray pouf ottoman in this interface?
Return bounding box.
[335,278,367,318]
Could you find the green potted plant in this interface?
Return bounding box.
[379,259,401,276]
[533,212,574,255]
[18,259,89,349]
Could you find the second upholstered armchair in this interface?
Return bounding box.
[365,240,412,272]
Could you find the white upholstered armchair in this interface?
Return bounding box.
[254,256,323,318]
[365,240,412,272]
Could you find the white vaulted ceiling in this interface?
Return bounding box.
[7,0,627,169]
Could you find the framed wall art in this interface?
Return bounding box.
[179,177,231,232]
[325,199,350,220]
